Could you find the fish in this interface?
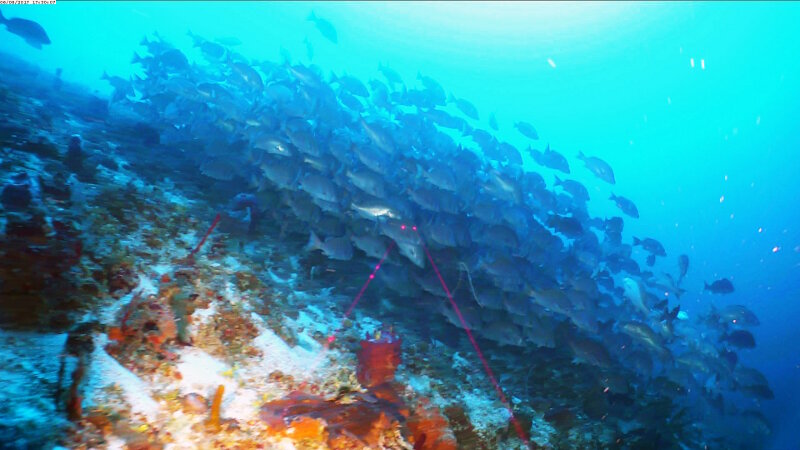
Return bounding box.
[622,277,649,315]
[449,95,479,120]
[568,336,612,368]
[416,72,446,105]
[554,176,589,202]
[621,321,671,360]
[530,145,570,174]
[633,237,666,257]
[350,234,389,259]
[677,254,689,285]
[188,30,226,61]
[298,172,339,203]
[610,193,639,218]
[378,62,403,86]
[227,57,263,92]
[546,214,583,238]
[720,330,756,349]
[305,231,353,261]
[345,168,387,198]
[350,197,404,222]
[514,121,539,140]
[359,118,395,156]
[705,278,735,294]
[0,9,51,49]
[576,151,615,184]
[307,11,338,43]
[711,304,759,326]
[332,73,370,98]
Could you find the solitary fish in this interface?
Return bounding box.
[577,151,615,184]
[308,11,338,44]
[705,278,734,294]
[678,254,689,285]
[0,9,51,49]
[610,193,639,218]
[514,121,539,140]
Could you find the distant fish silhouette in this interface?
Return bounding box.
[0,8,51,49]
[308,11,338,44]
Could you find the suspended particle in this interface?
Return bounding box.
[719,195,725,203]
[547,58,556,68]
[758,227,763,233]
[701,59,706,70]
[690,58,695,68]
[772,246,780,253]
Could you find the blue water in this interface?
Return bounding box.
[2,2,799,447]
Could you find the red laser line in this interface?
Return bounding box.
[415,229,532,448]
[327,240,396,344]
[189,213,221,258]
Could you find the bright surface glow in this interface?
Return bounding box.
[369,1,636,36]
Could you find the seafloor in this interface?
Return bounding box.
[0,52,553,450]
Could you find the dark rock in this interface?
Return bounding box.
[1,172,33,210]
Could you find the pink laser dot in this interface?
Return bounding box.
[412,226,417,231]
[369,274,375,279]
[375,265,380,270]
[327,335,335,343]
[401,224,406,230]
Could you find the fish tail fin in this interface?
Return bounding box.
[305,230,322,252]
[131,52,142,64]
[554,175,562,186]
[0,9,6,24]
[307,11,317,22]
[609,193,616,201]
[704,281,710,291]
[101,71,109,80]
[633,236,641,246]
[577,150,585,159]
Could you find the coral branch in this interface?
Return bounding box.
[189,213,221,259]
[206,384,225,431]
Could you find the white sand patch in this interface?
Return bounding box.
[88,336,159,423]
[174,347,237,400]
[249,319,332,382]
